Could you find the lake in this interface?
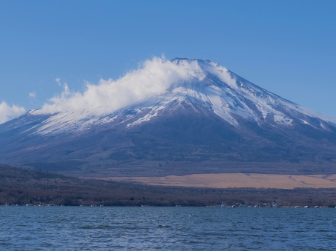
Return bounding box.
[0,207,335,250]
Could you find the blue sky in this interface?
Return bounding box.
[0,0,336,122]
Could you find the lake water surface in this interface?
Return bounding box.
[0,207,335,250]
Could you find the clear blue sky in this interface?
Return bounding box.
[1,0,336,119]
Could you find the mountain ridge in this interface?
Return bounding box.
[1,57,336,176]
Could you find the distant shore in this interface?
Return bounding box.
[2,165,336,207]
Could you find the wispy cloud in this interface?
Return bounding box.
[36,57,204,116]
[0,102,26,124]
[29,92,36,98]
[55,78,61,87]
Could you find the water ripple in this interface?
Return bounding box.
[0,207,336,250]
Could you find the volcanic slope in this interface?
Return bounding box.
[1,58,336,176]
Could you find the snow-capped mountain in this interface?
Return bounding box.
[1,58,336,177]
[24,58,336,134]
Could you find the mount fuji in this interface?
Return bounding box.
[1,58,336,177]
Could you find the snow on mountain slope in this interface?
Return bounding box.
[27,57,336,136]
[2,57,336,176]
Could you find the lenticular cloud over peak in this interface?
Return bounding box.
[35,57,204,116]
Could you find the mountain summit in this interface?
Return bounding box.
[1,58,336,176]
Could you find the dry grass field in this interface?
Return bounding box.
[101,173,336,189]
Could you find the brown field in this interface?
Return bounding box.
[99,173,336,189]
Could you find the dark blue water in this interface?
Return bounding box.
[0,207,335,250]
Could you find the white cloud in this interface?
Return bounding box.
[55,78,61,86]
[0,102,26,124]
[36,57,204,116]
[29,92,36,98]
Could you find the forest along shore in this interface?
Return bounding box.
[1,165,336,207]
